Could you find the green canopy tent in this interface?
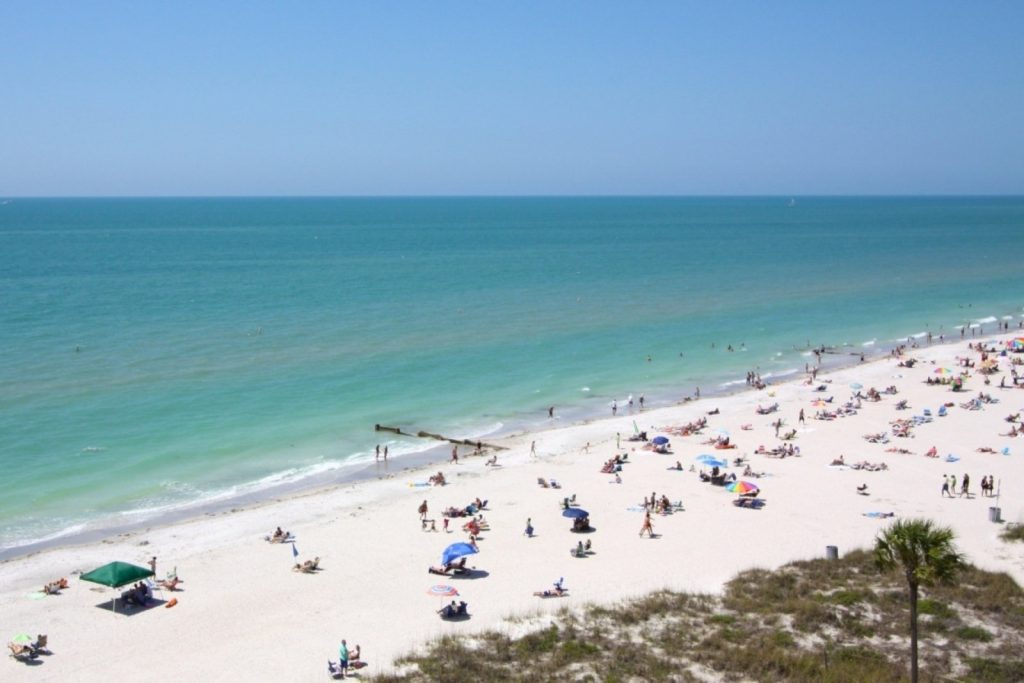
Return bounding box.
[80,561,154,613]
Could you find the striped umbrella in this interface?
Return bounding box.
[726,481,760,495]
[427,585,459,597]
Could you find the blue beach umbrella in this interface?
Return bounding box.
[850,383,863,391]
[651,436,670,445]
[441,542,478,567]
[561,508,590,519]
[696,455,727,468]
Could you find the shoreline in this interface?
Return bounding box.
[2,330,1023,679]
[3,318,1015,563]
[6,317,1015,565]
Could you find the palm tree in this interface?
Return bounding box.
[874,518,965,683]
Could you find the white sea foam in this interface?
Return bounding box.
[862,339,876,347]
[976,316,998,324]
[580,387,590,392]
[449,421,504,441]
[81,446,106,453]
[762,368,799,380]
[0,522,88,551]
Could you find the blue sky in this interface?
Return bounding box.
[2,1,1022,195]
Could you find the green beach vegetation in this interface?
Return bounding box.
[375,544,1024,682]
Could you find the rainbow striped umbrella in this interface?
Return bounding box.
[427,584,459,597]
[934,367,952,376]
[726,481,759,495]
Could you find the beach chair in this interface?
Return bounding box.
[8,643,37,662]
[938,405,948,417]
[923,408,932,418]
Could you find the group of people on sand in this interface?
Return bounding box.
[830,455,886,470]
[327,640,363,678]
[42,577,69,595]
[268,526,293,543]
[120,581,153,607]
[600,454,627,473]
[428,471,447,486]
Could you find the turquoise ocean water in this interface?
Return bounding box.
[1,197,1022,555]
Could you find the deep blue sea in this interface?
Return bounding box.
[1,197,1022,554]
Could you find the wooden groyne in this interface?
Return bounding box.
[374,424,507,451]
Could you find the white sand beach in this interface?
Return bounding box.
[3,333,1024,681]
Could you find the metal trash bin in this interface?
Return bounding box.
[826,545,839,560]
[989,507,1002,523]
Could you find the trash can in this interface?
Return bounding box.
[826,545,839,560]
[989,507,1002,523]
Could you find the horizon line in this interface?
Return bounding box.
[3,193,1023,200]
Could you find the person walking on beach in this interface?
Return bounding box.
[418,500,428,521]
[383,445,388,461]
[530,441,536,456]
[451,446,458,464]
[949,474,957,496]
[443,517,450,533]
[941,475,951,497]
[639,511,654,538]
[548,406,555,418]
[524,517,533,537]
[961,473,970,497]
[798,409,805,425]
[375,444,380,461]
[639,394,645,409]
[148,556,157,576]
[612,400,617,416]
[616,432,621,449]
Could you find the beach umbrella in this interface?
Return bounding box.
[715,428,730,438]
[726,481,760,495]
[850,383,863,390]
[562,508,590,519]
[427,584,459,597]
[80,560,155,613]
[441,542,478,567]
[651,436,670,445]
[935,367,952,376]
[10,634,32,645]
[810,399,827,407]
[696,454,726,465]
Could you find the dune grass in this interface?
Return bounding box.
[373,548,1024,682]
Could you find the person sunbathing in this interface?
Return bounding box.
[534,585,567,598]
[160,576,181,590]
[830,455,846,466]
